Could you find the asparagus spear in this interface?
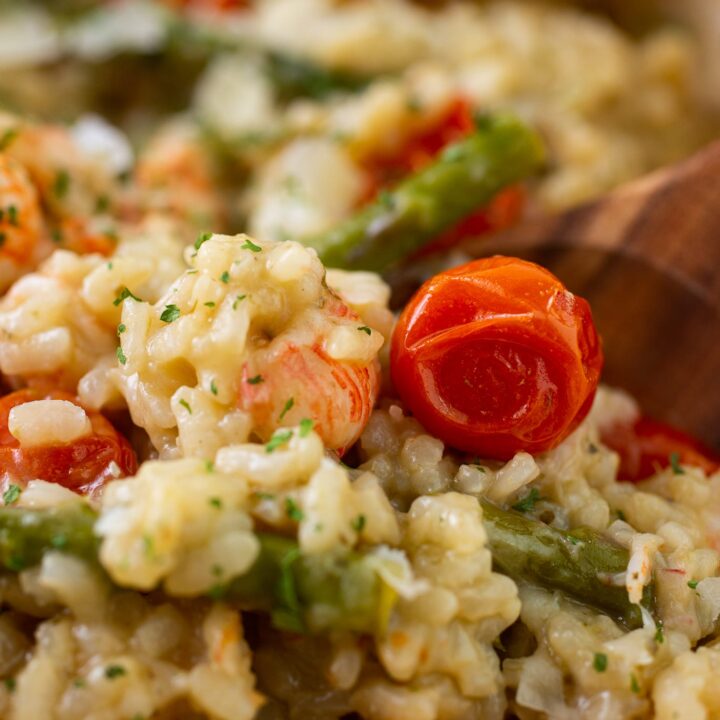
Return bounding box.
[0,500,648,631]
[304,114,545,272]
[0,506,386,635]
[480,499,651,629]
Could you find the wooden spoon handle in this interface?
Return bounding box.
[470,139,720,309]
[469,141,720,449]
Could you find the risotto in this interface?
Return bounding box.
[0,1,719,720]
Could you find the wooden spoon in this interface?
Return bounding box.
[465,140,720,450]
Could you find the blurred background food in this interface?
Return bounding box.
[0,0,718,249]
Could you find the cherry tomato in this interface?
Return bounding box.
[0,389,137,497]
[602,416,720,482]
[161,0,250,12]
[360,97,525,252]
[391,256,604,459]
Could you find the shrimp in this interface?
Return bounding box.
[135,120,225,235]
[0,154,52,292]
[113,234,383,458]
[0,114,123,259]
[238,291,381,454]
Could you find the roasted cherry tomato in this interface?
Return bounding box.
[360,98,524,252]
[0,389,137,497]
[602,416,720,482]
[391,256,604,459]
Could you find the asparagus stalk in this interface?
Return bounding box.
[304,114,545,272]
[0,500,648,632]
[0,506,386,635]
[480,499,651,629]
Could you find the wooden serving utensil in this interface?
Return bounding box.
[466,140,720,450]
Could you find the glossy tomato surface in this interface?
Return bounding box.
[391,256,604,459]
[0,389,137,497]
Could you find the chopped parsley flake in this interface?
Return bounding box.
[7,205,18,226]
[113,287,141,306]
[116,346,127,365]
[241,238,262,252]
[194,232,212,250]
[285,497,304,522]
[0,128,18,151]
[279,397,294,421]
[266,430,293,453]
[254,492,275,501]
[654,624,664,644]
[160,304,181,323]
[247,374,263,385]
[210,379,218,396]
[512,488,540,513]
[669,452,685,475]
[219,271,231,283]
[4,677,16,692]
[209,497,222,509]
[53,169,70,199]
[688,579,699,589]
[2,485,21,506]
[117,323,126,335]
[298,418,314,437]
[352,514,366,532]
[205,459,214,473]
[357,326,372,335]
[630,673,640,694]
[232,294,246,309]
[72,678,86,689]
[0,232,5,247]
[104,665,126,680]
[178,399,192,414]
[204,301,216,308]
[593,653,608,672]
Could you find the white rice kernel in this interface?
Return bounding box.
[8,399,92,448]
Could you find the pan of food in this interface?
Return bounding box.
[0,1,718,718]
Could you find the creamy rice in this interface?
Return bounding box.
[0,2,718,719]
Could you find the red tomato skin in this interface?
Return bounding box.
[391,257,604,459]
[0,389,137,497]
[602,416,720,482]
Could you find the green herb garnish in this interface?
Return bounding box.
[298,418,314,437]
[266,430,293,453]
[669,452,685,475]
[113,287,141,306]
[285,497,304,522]
[279,397,294,421]
[2,485,21,506]
[241,238,262,253]
[512,488,540,513]
[593,653,608,672]
[104,665,126,680]
[160,304,181,323]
